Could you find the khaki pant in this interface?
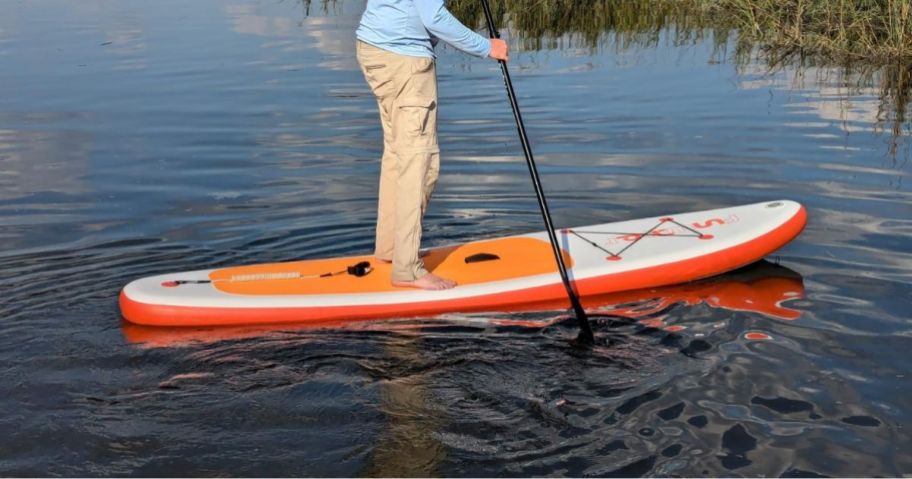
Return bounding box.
[356,41,440,282]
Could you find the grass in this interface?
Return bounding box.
[449,0,912,63]
[305,0,911,153]
[721,0,912,63]
[447,0,911,152]
[448,0,723,51]
[711,0,912,148]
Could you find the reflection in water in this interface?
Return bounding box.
[589,260,803,322]
[362,337,446,477]
[225,4,300,37]
[227,1,361,70]
[120,260,802,479]
[445,0,912,161]
[281,0,912,163]
[738,62,912,161]
[876,64,912,158]
[448,0,722,51]
[0,125,95,250]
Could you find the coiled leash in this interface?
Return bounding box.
[161,261,372,287]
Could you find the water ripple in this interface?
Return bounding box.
[1,0,910,476]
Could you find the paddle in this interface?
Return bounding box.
[479,0,595,345]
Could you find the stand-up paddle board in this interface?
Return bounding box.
[121,260,804,348]
[120,200,806,327]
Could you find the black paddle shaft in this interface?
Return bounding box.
[479,0,594,344]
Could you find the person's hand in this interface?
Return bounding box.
[489,38,508,62]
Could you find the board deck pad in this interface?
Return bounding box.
[210,237,572,296]
[120,200,806,327]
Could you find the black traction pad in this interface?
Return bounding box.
[464,252,501,264]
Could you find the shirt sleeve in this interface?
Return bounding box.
[415,0,492,58]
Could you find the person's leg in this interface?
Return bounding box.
[357,41,399,263]
[421,70,440,217]
[374,95,398,262]
[374,94,433,264]
[357,42,454,289]
[388,57,454,289]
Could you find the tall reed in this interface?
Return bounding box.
[718,0,912,63]
[446,0,911,150]
[449,0,912,63]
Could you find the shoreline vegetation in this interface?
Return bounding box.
[449,0,911,63]
[447,0,911,155]
[303,0,910,154]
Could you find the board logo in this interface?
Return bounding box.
[692,214,739,229]
[606,214,739,244]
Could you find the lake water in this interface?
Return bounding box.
[1,0,910,476]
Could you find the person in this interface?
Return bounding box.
[356,0,509,291]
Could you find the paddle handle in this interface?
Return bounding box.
[479,0,594,344]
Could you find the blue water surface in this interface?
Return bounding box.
[1,0,909,476]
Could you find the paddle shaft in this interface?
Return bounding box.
[479,0,594,344]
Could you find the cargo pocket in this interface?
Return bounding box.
[410,57,434,74]
[397,97,436,138]
[361,63,394,98]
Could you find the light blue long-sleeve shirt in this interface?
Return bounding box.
[356,0,491,59]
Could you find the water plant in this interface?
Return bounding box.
[446,0,911,155]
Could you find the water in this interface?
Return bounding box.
[1,0,910,476]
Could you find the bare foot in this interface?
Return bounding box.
[392,272,457,290]
[375,250,430,264]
